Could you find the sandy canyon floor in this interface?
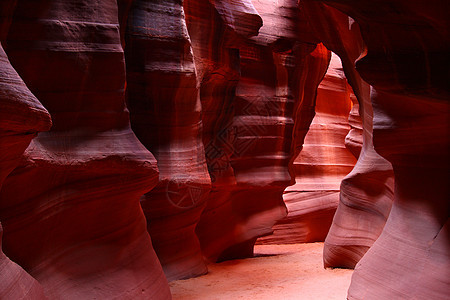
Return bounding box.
[170,243,353,299]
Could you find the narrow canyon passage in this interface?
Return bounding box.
[0,0,448,299]
[170,243,353,300]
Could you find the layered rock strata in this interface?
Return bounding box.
[314,0,450,298]
[186,0,299,262]
[192,0,307,261]
[262,53,357,244]
[125,0,211,281]
[184,0,243,262]
[0,223,46,299]
[0,2,51,298]
[0,1,447,298]
[0,1,171,298]
[260,3,394,254]
[296,1,395,268]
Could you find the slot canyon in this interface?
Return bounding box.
[0,0,448,299]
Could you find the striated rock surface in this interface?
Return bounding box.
[324,80,393,268]
[262,53,357,244]
[0,0,52,195]
[0,1,171,298]
[324,86,394,268]
[350,89,450,299]
[260,3,394,254]
[0,0,447,297]
[125,0,211,281]
[0,223,46,299]
[295,1,395,268]
[0,2,50,298]
[315,0,450,298]
[184,0,242,262]
[210,0,262,38]
[191,0,307,261]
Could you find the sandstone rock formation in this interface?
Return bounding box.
[261,53,357,244]
[0,0,448,298]
[0,223,46,299]
[0,1,170,298]
[311,0,450,298]
[0,20,51,197]
[187,0,297,262]
[258,2,395,259]
[0,2,50,298]
[184,0,245,262]
[124,0,212,281]
[294,1,395,268]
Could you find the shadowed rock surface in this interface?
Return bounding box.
[0,0,447,299]
[295,2,395,268]
[125,0,211,281]
[0,2,51,297]
[312,0,450,298]
[188,0,296,262]
[261,53,357,244]
[0,1,171,298]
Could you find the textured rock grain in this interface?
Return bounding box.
[1,1,171,298]
[296,2,395,268]
[125,0,211,281]
[315,0,450,298]
[0,2,50,298]
[185,0,242,262]
[262,53,357,244]
[187,0,299,262]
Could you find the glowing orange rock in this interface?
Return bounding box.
[264,53,357,244]
[307,0,449,297]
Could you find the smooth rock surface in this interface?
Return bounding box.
[0,0,447,298]
[190,0,299,262]
[185,0,243,263]
[261,53,356,244]
[296,2,395,268]
[0,223,46,299]
[125,0,211,281]
[1,1,171,298]
[0,2,50,298]
[314,0,450,298]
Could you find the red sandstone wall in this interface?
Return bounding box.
[312,0,450,298]
[0,1,447,299]
[261,53,357,244]
[0,1,171,298]
[124,0,211,281]
[0,2,51,297]
[187,0,297,262]
[295,2,395,269]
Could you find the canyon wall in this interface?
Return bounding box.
[259,3,395,261]
[313,0,450,298]
[0,2,51,297]
[296,2,395,268]
[184,0,244,262]
[188,0,299,262]
[124,0,211,281]
[0,0,171,298]
[260,53,357,244]
[0,0,448,299]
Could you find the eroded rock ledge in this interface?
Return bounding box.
[0,0,447,299]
